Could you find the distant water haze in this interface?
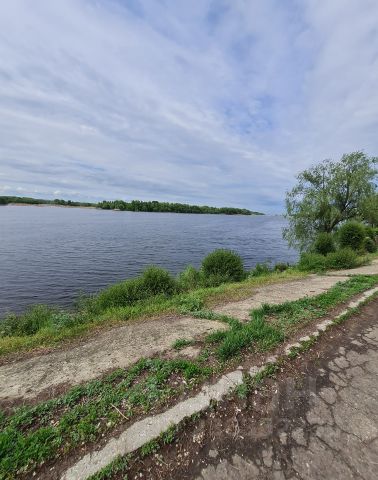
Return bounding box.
[0,206,298,315]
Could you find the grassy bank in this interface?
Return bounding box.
[0,268,305,357]
[1,275,377,479]
[1,245,376,357]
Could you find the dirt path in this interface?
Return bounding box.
[1,262,377,404]
[213,274,348,321]
[0,315,227,403]
[214,261,378,321]
[124,297,378,480]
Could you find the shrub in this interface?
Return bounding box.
[274,262,289,272]
[140,266,177,296]
[364,237,377,253]
[177,265,201,291]
[201,249,244,282]
[94,278,147,311]
[338,222,365,251]
[314,232,335,255]
[365,226,376,241]
[0,304,55,337]
[325,248,358,269]
[298,252,326,272]
[249,262,271,277]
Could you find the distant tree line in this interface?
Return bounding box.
[97,199,260,215]
[0,196,93,207]
[0,196,261,216]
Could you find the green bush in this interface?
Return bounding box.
[365,226,376,241]
[94,266,177,312]
[274,262,289,272]
[140,266,177,296]
[201,249,244,282]
[325,248,358,269]
[0,304,55,337]
[364,237,377,253]
[94,278,147,311]
[338,221,365,251]
[298,252,327,272]
[249,262,271,277]
[177,265,201,291]
[314,232,335,255]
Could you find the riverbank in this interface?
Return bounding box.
[1,247,376,357]
[0,263,377,479]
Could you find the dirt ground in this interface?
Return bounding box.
[121,298,378,480]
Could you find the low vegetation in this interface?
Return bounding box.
[201,275,378,361]
[1,274,377,479]
[1,239,377,356]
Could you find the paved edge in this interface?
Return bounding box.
[60,286,378,480]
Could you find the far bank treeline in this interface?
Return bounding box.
[0,196,262,216]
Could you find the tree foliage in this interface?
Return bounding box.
[360,193,378,227]
[97,199,258,215]
[284,152,377,250]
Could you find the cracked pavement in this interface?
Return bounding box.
[194,300,378,480]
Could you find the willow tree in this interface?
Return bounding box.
[283,151,377,250]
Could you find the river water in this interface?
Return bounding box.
[0,206,298,315]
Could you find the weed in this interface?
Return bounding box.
[172,338,193,350]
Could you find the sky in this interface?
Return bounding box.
[0,0,377,213]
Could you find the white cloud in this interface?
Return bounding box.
[0,0,377,212]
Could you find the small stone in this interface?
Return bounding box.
[262,446,273,467]
[208,449,218,458]
[334,356,349,369]
[329,372,347,387]
[319,387,337,405]
[279,431,288,445]
[292,427,306,446]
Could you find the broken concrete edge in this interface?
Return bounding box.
[60,286,378,480]
[283,286,378,359]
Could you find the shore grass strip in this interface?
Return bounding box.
[0,269,306,357]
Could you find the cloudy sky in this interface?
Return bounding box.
[0,0,377,212]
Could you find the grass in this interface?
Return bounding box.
[204,274,378,361]
[172,338,194,350]
[1,275,377,479]
[0,358,211,479]
[0,268,306,357]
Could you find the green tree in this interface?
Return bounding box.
[284,151,377,250]
[360,193,378,227]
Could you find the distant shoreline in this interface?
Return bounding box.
[4,203,258,215]
[7,203,97,209]
[0,196,264,216]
